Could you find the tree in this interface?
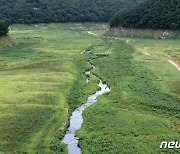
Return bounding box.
[0,20,9,36]
[0,0,145,24]
[109,0,180,30]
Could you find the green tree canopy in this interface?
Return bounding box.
[0,20,9,36]
[0,0,144,24]
[110,0,180,30]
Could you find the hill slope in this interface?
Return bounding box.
[110,0,180,29]
[0,0,144,24]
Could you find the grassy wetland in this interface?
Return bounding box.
[0,23,179,153]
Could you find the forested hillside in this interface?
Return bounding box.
[110,0,180,29]
[0,20,9,36]
[0,0,144,24]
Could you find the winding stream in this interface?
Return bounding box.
[62,62,110,154]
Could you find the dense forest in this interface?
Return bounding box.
[0,20,9,36]
[0,0,144,24]
[110,0,180,29]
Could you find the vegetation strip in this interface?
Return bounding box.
[62,53,110,153]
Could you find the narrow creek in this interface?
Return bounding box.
[62,62,110,154]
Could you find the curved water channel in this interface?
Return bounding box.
[62,62,110,154]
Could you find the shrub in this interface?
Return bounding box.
[0,20,9,36]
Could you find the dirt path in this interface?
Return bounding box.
[136,47,180,71]
[136,48,151,56]
[168,60,180,71]
[87,31,180,72]
[87,31,120,40]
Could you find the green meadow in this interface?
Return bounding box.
[0,23,179,153]
[0,24,103,153]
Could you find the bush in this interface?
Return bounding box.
[0,20,9,36]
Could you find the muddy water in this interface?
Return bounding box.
[62,62,110,154]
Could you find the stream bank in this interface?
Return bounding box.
[62,62,110,154]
